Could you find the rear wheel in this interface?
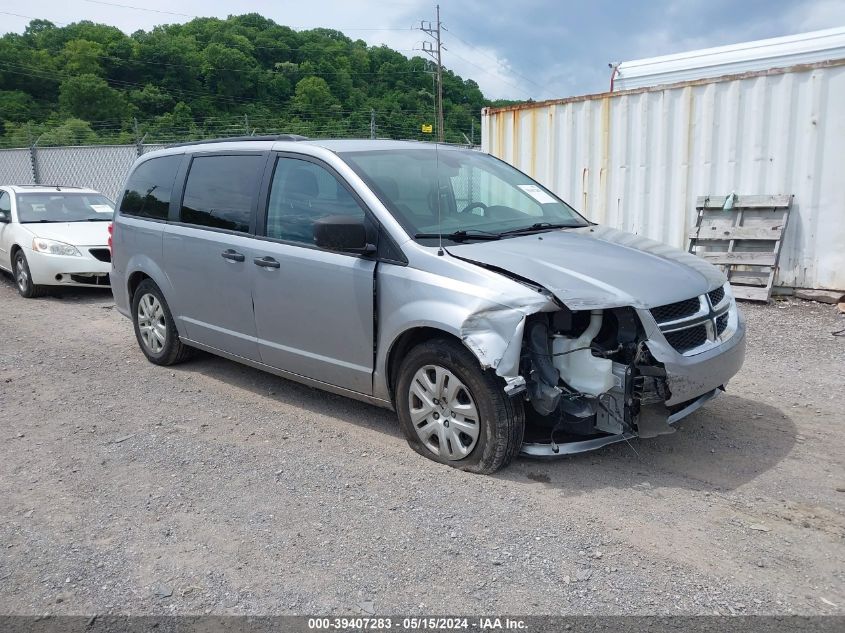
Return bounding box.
[14,251,45,298]
[131,279,193,365]
[395,338,524,474]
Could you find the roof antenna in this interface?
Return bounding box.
[435,142,444,256]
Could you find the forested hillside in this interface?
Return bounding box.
[0,14,512,148]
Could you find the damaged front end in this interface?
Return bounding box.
[517,305,684,456]
[449,244,745,457]
[460,285,744,457]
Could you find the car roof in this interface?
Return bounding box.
[152,136,471,155]
[1,184,104,195]
[299,139,470,153]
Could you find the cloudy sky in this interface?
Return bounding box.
[2,0,844,100]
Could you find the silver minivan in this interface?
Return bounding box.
[111,137,745,473]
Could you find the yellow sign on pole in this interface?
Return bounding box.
[421,124,433,134]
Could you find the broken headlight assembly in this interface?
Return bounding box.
[521,306,672,450]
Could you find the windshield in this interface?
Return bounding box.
[16,192,114,223]
[340,148,588,241]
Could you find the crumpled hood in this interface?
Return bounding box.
[446,225,725,309]
[20,221,110,247]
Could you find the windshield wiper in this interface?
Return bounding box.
[414,229,501,242]
[496,222,578,236]
[83,218,112,221]
[20,220,63,223]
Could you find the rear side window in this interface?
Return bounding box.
[0,191,10,214]
[120,155,182,220]
[180,155,264,233]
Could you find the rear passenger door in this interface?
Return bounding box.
[163,152,267,361]
[251,154,376,394]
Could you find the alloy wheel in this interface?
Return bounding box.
[15,257,28,292]
[408,364,480,460]
[137,293,167,354]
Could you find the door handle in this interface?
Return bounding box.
[221,249,245,262]
[253,256,281,269]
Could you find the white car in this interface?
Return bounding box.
[0,185,114,298]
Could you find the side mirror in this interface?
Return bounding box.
[0,210,9,223]
[313,215,376,255]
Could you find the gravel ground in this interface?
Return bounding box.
[0,274,843,616]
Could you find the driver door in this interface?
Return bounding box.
[251,154,376,394]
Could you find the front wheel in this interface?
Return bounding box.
[14,251,45,298]
[131,279,193,365]
[395,338,524,474]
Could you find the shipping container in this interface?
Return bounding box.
[482,58,845,292]
[614,26,845,90]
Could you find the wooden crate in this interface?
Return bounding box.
[689,194,793,302]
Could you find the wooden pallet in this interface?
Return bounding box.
[688,194,793,302]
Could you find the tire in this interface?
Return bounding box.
[395,337,524,474]
[131,279,193,366]
[14,251,46,298]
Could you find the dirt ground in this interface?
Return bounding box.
[0,273,843,616]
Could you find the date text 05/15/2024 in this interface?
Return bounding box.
[307,617,528,630]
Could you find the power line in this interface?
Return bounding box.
[441,25,543,90]
[443,48,534,99]
[0,60,429,109]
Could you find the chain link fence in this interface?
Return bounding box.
[0,144,166,201]
[1,138,479,202]
[0,149,35,187]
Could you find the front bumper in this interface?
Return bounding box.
[641,307,746,406]
[25,246,112,287]
[521,387,721,457]
[519,290,746,458]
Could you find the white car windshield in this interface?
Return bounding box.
[340,148,588,241]
[17,193,114,223]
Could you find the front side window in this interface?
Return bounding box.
[120,155,182,220]
[0,191,10,214]
[16,192,114,223]
[340,148,588,242]
[180,155,264,233]
[265,157,365,245]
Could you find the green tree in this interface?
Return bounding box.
[39,118,98,146]
[0,14,506,147]
[0,90,37,122]
[292,76,338,121]
[61,39,105,75]
[58,74,126,121]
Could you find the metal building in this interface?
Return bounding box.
[613,26,845,91]
[482,31,845,293]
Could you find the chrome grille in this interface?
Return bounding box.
[664,324,708,353]
[650,284,734,356]
[651,298,700,323]
[708,287,725,306]
[716,313,729,335]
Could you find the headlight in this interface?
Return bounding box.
[32,237,82,257]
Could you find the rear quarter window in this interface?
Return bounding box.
[120,155,183,220]
[179,154,264,233]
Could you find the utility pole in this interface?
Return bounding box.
[370,108,376,139]
[420,4,444,142]
[133,118,146,157]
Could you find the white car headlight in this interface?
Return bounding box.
[32,237,82,257]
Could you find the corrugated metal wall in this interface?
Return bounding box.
[482,61,845,291]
